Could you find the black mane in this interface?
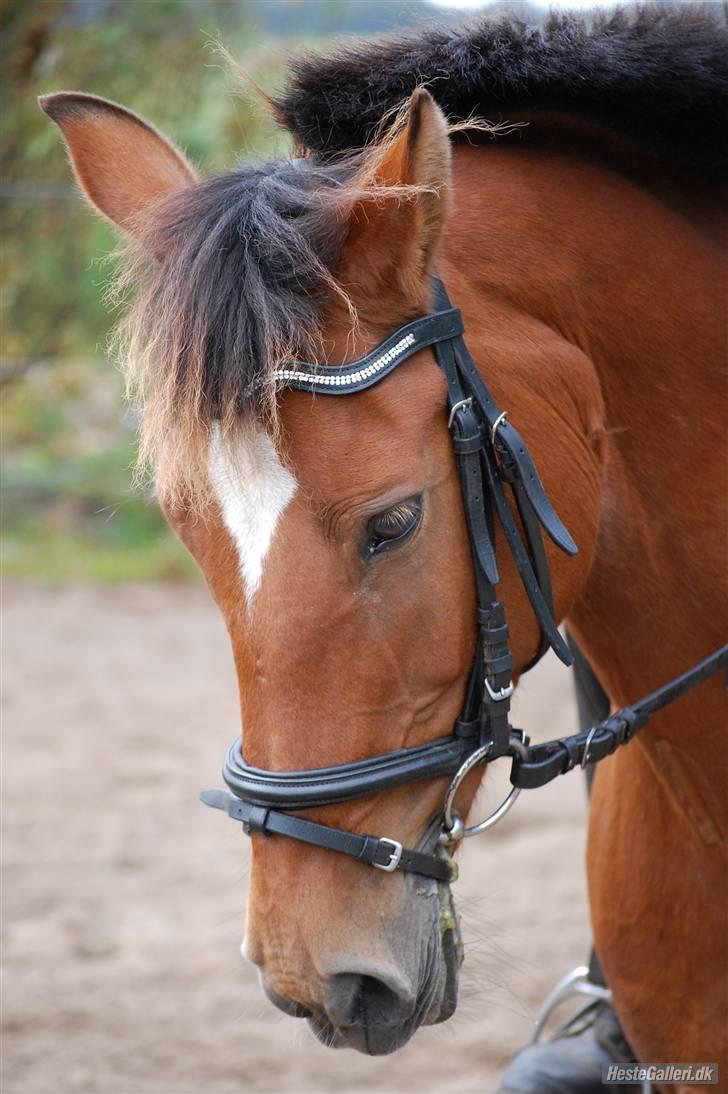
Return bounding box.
[278,5,728,180]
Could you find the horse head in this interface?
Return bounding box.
[41,88,603,1054]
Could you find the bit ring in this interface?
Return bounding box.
[441,736,529,841]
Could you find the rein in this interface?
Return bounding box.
[201,277,728,882]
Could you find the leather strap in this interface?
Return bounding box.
[449,335,578,556]
[200,789,454,882]
[512,479,554,671]
[480,442,572,666]
[430,277,573,671]
[510,643,728,788]
[449,399,500,586]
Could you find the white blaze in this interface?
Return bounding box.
[209,422,297,604]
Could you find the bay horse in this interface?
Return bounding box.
[41,6,727,1079]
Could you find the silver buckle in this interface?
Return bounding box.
[447,397,473,430]
[490,409,508,446]
[374,837,403,872]
[484,677,514,701]
[580,725,599,769]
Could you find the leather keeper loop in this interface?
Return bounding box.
[561,737,582,771]
[242,804,270,835]
[602,714,631,745]
[483,653,513,676]
[478,603,507,626]
[452,431,482,454]
[618,710,640,742]
[454,717,480,738]
[480,621,509,643]
[495,450,518,483]
[357,835,379,865]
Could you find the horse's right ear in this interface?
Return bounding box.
[339,88,451,307]
[39,92,197,237]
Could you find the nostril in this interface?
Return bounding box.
[326,972,415,1029]
[360,974,411,1025]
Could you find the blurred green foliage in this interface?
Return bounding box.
[1,0,294,582]
[3,0,294,357]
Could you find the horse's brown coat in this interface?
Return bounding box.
[42,83,727,1077]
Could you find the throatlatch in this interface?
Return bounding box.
[201,277,728,881]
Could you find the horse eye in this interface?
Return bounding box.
[366,497,423,557]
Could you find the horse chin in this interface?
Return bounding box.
[307,1013,419,1055]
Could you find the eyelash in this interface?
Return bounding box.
[366,497,423,557]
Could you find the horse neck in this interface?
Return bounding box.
[442,141,726,755]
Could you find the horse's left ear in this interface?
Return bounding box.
[343,88,451,300]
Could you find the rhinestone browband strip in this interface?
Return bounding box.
[278,332,416,388]
[276,307,464,395]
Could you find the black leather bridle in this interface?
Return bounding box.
[201,277,728,883]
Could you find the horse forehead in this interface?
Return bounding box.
[209,423,297,606]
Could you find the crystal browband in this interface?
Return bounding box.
[278,331,416,388]
[276,308,464,395]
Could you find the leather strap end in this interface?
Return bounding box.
[200,788,235,812]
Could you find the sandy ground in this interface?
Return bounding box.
[3,583,591,1094]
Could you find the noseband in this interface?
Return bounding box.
[202,277,728,883]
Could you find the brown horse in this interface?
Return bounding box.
[41,7,727,1077]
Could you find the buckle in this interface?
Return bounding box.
[374,837,403,872]
[489,409,508,446]
[580,725,599,769]
[447,397,473,430]
[484,677,514,701]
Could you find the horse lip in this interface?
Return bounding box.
[307,1013,417,1056]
